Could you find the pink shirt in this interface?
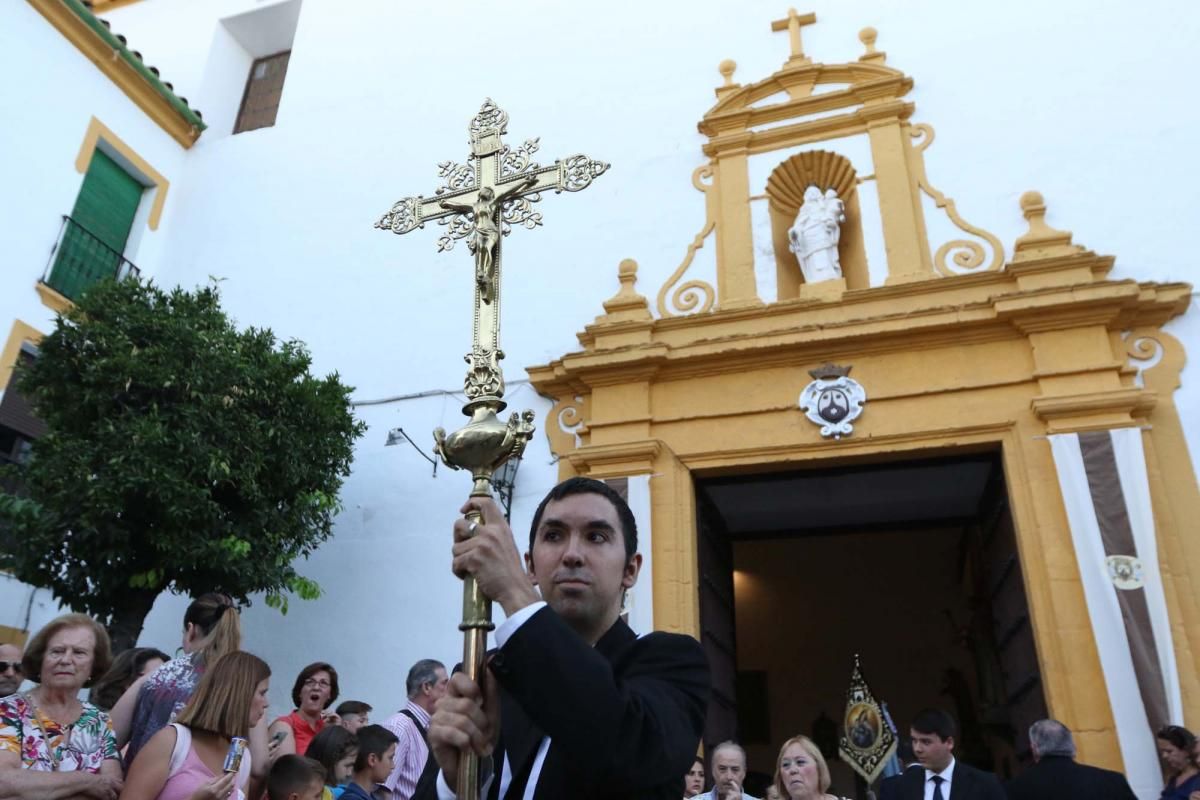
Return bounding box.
[156,725,248,800]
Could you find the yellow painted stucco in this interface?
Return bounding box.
[528,17,1199,774]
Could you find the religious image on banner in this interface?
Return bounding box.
[837,654,897,784]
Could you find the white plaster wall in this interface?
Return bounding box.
[0,3,189,372]
[5,0,1198,724]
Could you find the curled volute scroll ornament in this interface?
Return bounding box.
[657,164,717,317]
[545,394,590,459]
[907,124,1004,276]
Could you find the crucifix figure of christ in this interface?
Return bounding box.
[374,99,607,800]
[439,174,536,304]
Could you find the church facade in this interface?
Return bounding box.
[1,2,1198,797]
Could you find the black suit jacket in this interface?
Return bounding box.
[1004,755,1136,800]
[878,760,1005,800]
[484,606,709,800]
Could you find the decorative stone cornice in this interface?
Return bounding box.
[566,439,663,477]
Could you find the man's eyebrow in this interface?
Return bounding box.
[539,517,617,531]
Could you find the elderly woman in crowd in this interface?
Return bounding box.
[1156,725,1200,800]
[270,662,340,757]
[772,735,849,800]
[90,648,170,713]
[0,613,124,800]
[120,651,270,800]
[110,593,242,764]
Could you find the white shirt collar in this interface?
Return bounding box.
[925,757,956,784]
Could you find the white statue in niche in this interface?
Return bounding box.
[788,186,846,283]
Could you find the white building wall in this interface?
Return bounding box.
[0,3,190,350]
[4,0,1198,724]
[0,3,191,637]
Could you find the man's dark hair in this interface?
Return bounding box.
[911,709,957,741]
[335,700,372,716]
[354,724,399,772]
[267,755,325,800]
[528,477,638,560]
[406,659,446,698]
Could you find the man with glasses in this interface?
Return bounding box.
[0,642,22,697]
[382,659,449,800]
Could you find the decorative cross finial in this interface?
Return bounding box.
[771,9,817,66]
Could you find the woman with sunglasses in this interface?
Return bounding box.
[1157,725,1200,800]
[269,662,341,758]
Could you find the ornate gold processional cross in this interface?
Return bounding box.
[375,99,608,798]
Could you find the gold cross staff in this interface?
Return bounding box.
[375,99,608,800]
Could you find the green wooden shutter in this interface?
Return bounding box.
[47,149,144,300]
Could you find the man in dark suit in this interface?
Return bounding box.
[878,709,1004,800]
[1004,719,1136,800]
[427,477,710,799]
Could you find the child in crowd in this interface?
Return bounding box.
[305,725,358,799]
[268,755,327,800]
[337,724,397,800]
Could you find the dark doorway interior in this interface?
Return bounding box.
[695,451,1047,798]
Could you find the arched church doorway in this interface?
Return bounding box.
[694,449,1048,798]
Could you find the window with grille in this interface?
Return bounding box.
[46,149,144,301]
[234,51,291,133]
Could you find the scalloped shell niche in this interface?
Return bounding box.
[766,150,870,298]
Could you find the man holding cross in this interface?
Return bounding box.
[427,477,710,800]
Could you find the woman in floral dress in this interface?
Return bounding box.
[0,613,124,799]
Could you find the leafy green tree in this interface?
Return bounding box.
[0,279,365,652]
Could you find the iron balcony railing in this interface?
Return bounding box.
[42,215,140,302]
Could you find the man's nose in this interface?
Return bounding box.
[561,534,585,565]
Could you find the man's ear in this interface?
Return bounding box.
[945,736,955,752]
[524,551,538,586]
[622,553,643,589]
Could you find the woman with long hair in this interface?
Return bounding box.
[1157,725,1200,800]
[119,651,270,800]
[110,593,242,764]
[305,726,357,799]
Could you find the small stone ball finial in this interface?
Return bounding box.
[618,258,639,282]
[857,26,886,63]
[1019,190,1045,213]
[718,59,737,86]
[1013,189,1080,260]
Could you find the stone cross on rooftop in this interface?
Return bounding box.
[771,8,817,65]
